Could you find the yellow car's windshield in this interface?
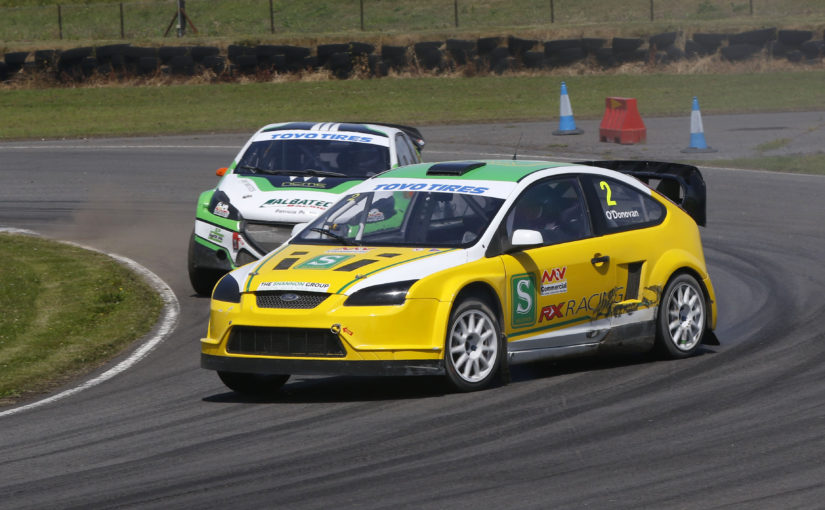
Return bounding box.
[295,191,504,248]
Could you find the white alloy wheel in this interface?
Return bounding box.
[657,274,706,358]
[445,299,501,391]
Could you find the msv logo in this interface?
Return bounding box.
[510,273,536,328]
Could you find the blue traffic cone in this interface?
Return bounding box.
[681,96,717,153]
[553,81,583,136]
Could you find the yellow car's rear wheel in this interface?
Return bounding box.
[656,274,706,358]
[445,298,503,392]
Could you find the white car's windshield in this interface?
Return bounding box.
[295,190,505,248]
[236,139,390,178]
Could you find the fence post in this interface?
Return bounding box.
[360,0,364,31]
[58,4,63,39]
[269,0,275,33]
[454,0,458,28]
[120,3,125,39]
[650,0,654,21]
[749,0,753,15]
[177,0,185,37]
[550,0,554,23]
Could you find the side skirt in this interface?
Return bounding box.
[507,319,656,365]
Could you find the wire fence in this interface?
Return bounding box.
[1,0,823,42]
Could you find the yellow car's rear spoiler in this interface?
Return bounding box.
[578,160,707,227]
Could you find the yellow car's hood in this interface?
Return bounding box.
[240,244,462,295]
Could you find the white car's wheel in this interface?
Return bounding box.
[188,230,224,296]
[656,274,707,358]
[445,298,503,392]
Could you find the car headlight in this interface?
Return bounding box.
[343,280,418,306]
[207,190,240,221]
[212,274,241,303]
[242,221,294,254]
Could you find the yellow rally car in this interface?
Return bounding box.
[201,160,717,393]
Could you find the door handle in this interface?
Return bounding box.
[591,254,610,266]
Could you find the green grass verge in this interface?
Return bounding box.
[705,154,825,175]
[1,0,823,46]
[0,233,163,406]
[2,70,824,140]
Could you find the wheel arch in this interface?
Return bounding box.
[658,266,716,341]
[452,281,504,328]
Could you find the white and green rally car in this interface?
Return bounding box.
[188,122,424,294]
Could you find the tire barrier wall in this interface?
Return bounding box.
[2,29,824,84]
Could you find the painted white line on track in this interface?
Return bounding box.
[0,228,180,418]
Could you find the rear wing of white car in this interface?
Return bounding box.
[578,160,707,227]
[352,122,426,151]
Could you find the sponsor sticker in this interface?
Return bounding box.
[252,130,389,147]
[364,178,517,199]
[372,182,490,195]
[260,198,333,209]
[510,273,537,328]
[257,281,331,292]
[281,181,330,189]
[295,254,354,269]
[213,202,230,218]
[271,133,374,143]
[541,266,568,296]
[366,208,385,223]
[208,227,224,243]
[325,247,373,254]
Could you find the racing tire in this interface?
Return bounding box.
[444,298,504,392]
[187,231,224,296]
[655,274,707,359]
[218,371,289,396]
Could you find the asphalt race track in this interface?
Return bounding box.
[1,113,824,509]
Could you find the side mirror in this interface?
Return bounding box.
[291,223,309,237]
[216,167,228,176]
[511,229,544,248]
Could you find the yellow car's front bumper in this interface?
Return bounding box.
[201,293,451,376]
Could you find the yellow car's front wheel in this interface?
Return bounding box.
[218,371,290,396]
[445,298,504,392]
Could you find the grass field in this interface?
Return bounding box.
[0,233,162,406]
[1,0,823,47]
[3,69,824,140]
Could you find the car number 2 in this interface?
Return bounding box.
[600,181,617,206]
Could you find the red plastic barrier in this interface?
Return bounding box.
[599,97,646,144]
